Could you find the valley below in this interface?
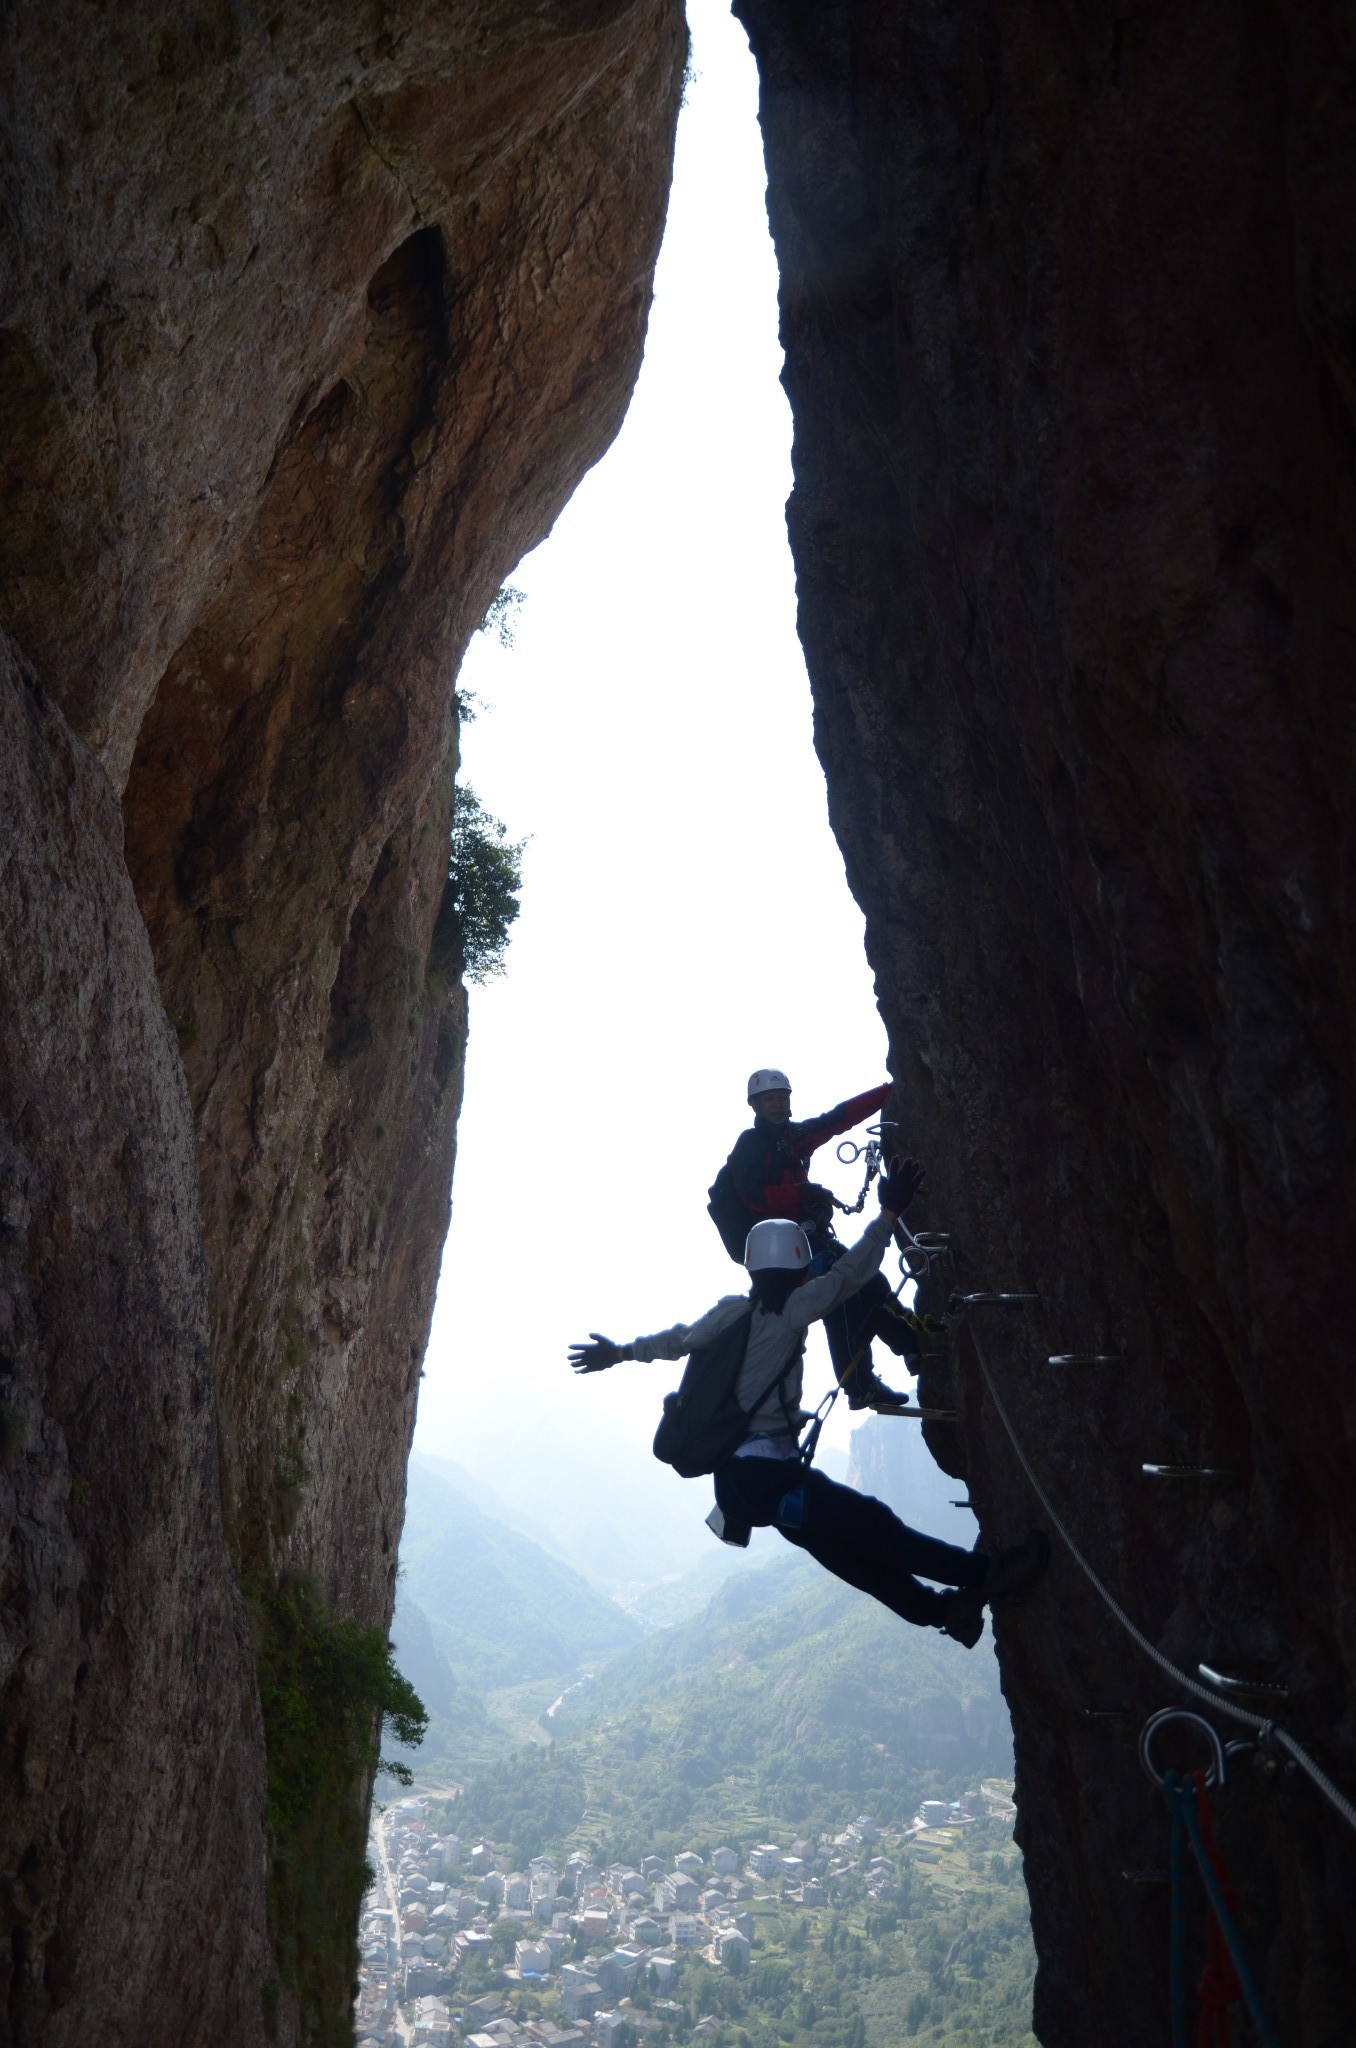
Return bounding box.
[359,1433,1036,2048]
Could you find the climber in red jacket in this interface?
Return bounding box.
[707,1069,922,1409]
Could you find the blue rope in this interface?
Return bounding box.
[1162,1775,1281,2048]
[1166,1773,1188,2048]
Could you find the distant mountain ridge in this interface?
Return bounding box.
[412,1407,759,1594]
[411,1450,575,1564]
[396,1455,642,1696]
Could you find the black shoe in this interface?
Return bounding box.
[847,1370,912,1412]
[941,1589,985,1648]
[984,1530,1050,1606]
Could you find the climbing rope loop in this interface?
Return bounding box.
[1139,1708,1227,1792]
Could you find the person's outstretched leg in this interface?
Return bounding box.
[786,1467,986,1624]
[714,1459,985,1629]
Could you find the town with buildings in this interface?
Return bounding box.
[354,1786,1015,2046]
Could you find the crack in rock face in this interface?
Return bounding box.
[0,2,684,2041]
[735,2,1356,2043]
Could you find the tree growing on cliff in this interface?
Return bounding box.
[477,581,526,648]
[433,784,525,983]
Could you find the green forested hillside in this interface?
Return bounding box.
[396,1455,641,1694]
[395,1480,1036,2047]
[443,1547,1010,1858]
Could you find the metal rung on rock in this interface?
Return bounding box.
[1121,1869,1170,1885]
[1199,1663,1289,1701]
[879,1406,959,1423]
[1049,1352,1122,1367]
[958,1291,1040,1306]
[1080,1708,1128,1721]
[950,1498,973,1509]
[1141,1464,1239,1481]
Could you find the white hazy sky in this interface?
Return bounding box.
[414,0,897,1502]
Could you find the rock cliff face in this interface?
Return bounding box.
[736,3,1355,2043]
[0,5,682,2042]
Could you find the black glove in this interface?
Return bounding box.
[568,1333,624,1374]
[878,1155,925,1214]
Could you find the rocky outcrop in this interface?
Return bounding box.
[737,2,1355,2043]
[0,3,683,2041]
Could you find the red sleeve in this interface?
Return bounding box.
[790,1083,891,1160]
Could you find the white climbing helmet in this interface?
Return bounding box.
[744,1218,812,1273]
[747,1066,791,1103]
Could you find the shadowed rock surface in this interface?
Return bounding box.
[0,3,683,2041]
[736,2,1355,2043]
[0,639,272,2045]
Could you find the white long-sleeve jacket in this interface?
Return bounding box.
[626,1214,894,1443]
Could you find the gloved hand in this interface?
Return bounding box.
[878,1155,925,1215]
[568,1333,625,1374]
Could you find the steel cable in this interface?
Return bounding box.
[960,1314,1356,1838]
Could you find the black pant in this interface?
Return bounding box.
[713,1456,987,1629]
[810,1242,918,1386]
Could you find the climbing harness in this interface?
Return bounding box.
[1140,1710,1280,2048]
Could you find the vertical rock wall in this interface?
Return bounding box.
[736,3,1355,2043]
[0,641,272,2046]
[0,4,683,2041]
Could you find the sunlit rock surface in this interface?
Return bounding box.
[0,3,683,2040]
[737,3,1356,2043]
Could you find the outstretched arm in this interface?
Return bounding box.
[789,1082,892,1161]
[568,1297,749,1376]
[787,1156,926,1329]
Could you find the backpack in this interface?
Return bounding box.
[652,1308,801,1479]
[707,1162,752,1262]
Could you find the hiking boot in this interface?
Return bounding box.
[847,1369,912,1412]
[983,1530,1051,1607]
[941,1589,985,1648]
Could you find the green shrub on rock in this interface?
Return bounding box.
[251,1574,426,2045]
[431,784,524,984]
